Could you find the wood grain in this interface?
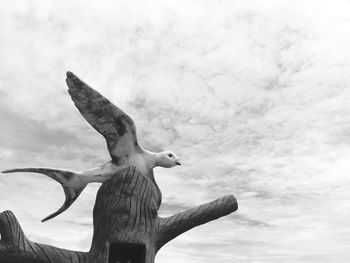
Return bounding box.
[0,210,88,263]
[0,167,238,263]
[156,194,238,251]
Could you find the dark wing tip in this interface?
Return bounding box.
[41,185,86,222]
[41,201,71,223]
[66,71,74,78]
[41,215,54,223]
[2,169,14,173]
[66,72,84,94]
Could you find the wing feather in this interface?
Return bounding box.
[66,71,140,161]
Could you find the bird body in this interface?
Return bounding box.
[2,72,181,222]
[78,150,156,184]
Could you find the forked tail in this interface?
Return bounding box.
[1,168,86,222]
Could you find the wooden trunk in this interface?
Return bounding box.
[88,167,159,263]
[0,167,238,263]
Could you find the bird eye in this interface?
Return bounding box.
[168,154,173,158]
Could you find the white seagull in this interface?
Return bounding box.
[2,72,181,222]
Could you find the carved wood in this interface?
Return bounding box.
[0,210,88,263]
[0,167,238,262]
[156,194,237,251]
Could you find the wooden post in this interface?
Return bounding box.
[0,167,238,263]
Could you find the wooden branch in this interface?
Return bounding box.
[0,168,238,263]
[156,195,238,251]
[0,210,88,263]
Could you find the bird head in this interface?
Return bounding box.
[156,151,181,168]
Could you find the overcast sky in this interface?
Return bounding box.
[1,0,350,262]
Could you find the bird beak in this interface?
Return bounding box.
[175,160,181,166]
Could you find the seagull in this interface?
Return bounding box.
[2,72,181,222]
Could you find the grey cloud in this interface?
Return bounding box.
[230,214,269,227]
[158,200,192,216]
[2,0,350,262]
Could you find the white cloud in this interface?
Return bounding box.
[1,0,350,262]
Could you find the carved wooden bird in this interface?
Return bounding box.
[2,72,181,222]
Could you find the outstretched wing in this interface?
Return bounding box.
[66,71,141,162]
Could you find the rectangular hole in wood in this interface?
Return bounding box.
[109,242,146,263]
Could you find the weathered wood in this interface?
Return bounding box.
[0,210,88,263]
[88,167,237,263]
[88,166,159,263]
[156,194,238,251]
[0,167,238,263]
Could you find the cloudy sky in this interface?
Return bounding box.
[1,0,350,262]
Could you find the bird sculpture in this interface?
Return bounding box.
[2,72,181,222]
